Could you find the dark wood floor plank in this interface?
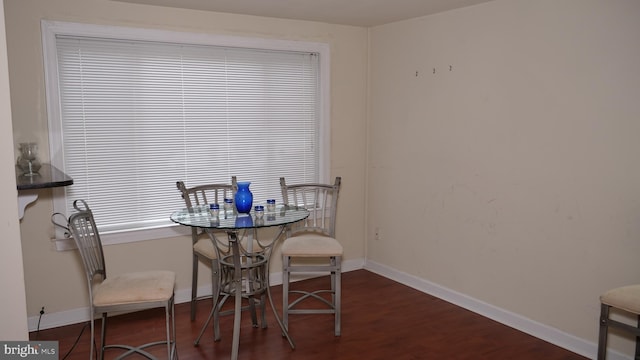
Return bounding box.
[30,270,587,360]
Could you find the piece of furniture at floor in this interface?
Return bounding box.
[170,204,309,360]
[65,200,176,360]
[279,176,342,336]
[597,285,640,359]
[176,178,262,342]
[176,178,236,325]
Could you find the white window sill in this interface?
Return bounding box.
[52,223,190,251]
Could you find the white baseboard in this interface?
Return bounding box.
[29,257,366,332]
[363,260,617,360]
[31,258,624,360]
[28,307,90,334]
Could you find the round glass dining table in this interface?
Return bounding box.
[170,205,309,360]
[171,204,309,231]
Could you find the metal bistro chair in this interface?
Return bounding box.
[280,176,342,336]
[56,200,176,360]
[176,178,266,344]
[597,285,640,359]
[176,178,235,323]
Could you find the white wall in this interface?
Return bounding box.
[368,0,640,357]
[0,0,29,340]
[3,0,367,330]
[6,0,640,357]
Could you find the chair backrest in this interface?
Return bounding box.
[280,177,341,238]
[66,200,107,287]
[176,177,236,209]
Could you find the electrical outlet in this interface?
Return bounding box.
[374,227,381,241]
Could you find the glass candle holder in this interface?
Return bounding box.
[209,203,220,217]
[224,198,234,212]
[17,142,42,176]
[266,199,276,212]
[254,205,264,219]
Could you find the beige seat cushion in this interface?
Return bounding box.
[194,236,261,259]
[282,233,343,257]
[601,285,640,314]
[193,237,217,259]
[93,270,175,307]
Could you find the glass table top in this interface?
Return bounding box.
[170,205,309,230]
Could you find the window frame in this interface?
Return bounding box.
[41,20,330,245]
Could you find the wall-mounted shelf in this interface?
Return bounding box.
[16,164,73,219]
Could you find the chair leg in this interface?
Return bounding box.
[211,259,222,341]
[334,256,342,337]
[191,253,199,321]
[247,232,260,328]
[166,295,177,359]
[89,311,96,360]
[213,300,222,342]
[282,255,290,331]
[636,314,640,359]
[254,256,267,329]
[259,256,268,329]
[281,254,340,336]
[249,297,259,327]
[247,259,264,328]
[597,303,610,360]
[260,292,268,329]
[100,313,107,360]
[166,301,172,359]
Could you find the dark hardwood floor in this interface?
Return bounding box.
[30,270,587,359]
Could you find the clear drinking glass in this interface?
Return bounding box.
[209,203,220,217]
[266,199,276,212]
[224,198,233,212]
[17,142,41,176]
[254,205,264,219]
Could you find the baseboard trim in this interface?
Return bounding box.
[363,260,606,360]
[30,258,618,359]
[29,257,365,332]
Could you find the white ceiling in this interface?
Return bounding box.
[111,0,495,27]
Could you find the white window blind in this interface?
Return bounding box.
[45,24,326,238]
